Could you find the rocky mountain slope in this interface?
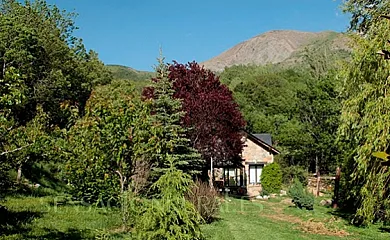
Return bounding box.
[201,30,350,72]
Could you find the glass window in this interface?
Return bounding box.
[249,165,263,185]
[224,168,244,187]
[249,166,256,184]
[257,167,263,183]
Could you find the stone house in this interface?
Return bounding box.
[213,131,280,197]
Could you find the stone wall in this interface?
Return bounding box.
[307,177,335,196]
[242,137,273,163]
[242,137,274,197]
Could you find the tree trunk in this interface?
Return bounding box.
[333,167,341,209]
[209,157,214,189]
[315,155,320,197]
[16,165,22,184]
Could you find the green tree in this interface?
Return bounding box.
[134,158,204,239]
[296,51,342,173]
[146,57,204,179]
[343,0,390,34]
[133,57,204,239]
[219,51,343,173]
[0,67,26,194]
[220,65,312,168]
[62,80,155,204]
[338,13,390,224]
[0,0,111,190]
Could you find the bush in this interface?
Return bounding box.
[288,178,314,210]
[282,165,308,186]
[261,162,282,194]
[186,180,220,223]
[133,165,204,240]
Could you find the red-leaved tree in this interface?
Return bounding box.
[143,61,246,171]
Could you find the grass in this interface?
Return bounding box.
[1,194,389,239]
[0,195,122,239]
[202,196,390,240]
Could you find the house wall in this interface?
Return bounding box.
[242,138,273,163]
[242,137,274,197]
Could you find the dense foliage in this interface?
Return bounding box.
[338,1,390,224]
[343,0,390,34]
[131,59,204,239]
[145,59,204,179]
[144,61,246,173]
[261,162,283,194]
[106,65,153,93]
[62,80,154,204]
[282,166,308,186]
[288,178,314,210]
[0,0,111,196]
[133,164,204,240]
[220,60,342,173]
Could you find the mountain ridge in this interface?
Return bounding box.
[201,30,350,72]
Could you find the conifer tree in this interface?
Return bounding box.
[148,55,204,178]
[133,56,205,239]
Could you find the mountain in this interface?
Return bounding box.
[201,30,350,72]
[106,65,154,81]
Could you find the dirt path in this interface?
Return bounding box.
[259,199,350,237]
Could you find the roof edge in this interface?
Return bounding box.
[242,130,281,155]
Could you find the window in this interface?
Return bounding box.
[249,165,263,185]
[223,168,243,187]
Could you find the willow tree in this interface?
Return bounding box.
[343,0,390,33]
[338,15,390,224]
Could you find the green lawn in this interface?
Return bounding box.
[1,195,389,239]
[202,197,390,240]
[0,195,122,239]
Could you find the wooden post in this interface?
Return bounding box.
[209,157,214,188]
[333,167,341,209]
[316,170,321,197]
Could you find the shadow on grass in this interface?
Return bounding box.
[379,226,390,233]
[222,193,251,201]
[8,162,69,198]
[23,163,68,191]
[327,206,354,222]
[208,216,224,223]
[0,206,42,237]
[31,228,93,240]
[0,206,95,239]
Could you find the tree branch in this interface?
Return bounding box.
[0,144,32,156]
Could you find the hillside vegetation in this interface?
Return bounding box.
[106,65,154,81]
[106,65,154,92]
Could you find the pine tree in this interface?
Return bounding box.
[148,55,204,178]
[132,56,205,239]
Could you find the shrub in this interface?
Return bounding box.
[288,178,314,210]
[282,166,308,186]
[186,180,220,223]
[133,164,204,240]
[261,162,282,194]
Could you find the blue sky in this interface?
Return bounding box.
[48,0,350,71]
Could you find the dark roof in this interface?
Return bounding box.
[243,130,281,155]
[253,134,272,146]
